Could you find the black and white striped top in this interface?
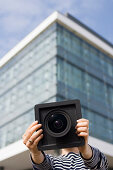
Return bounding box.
[32,146,108,170]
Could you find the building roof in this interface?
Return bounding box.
[66,13,113,48]
[0,11,113,68]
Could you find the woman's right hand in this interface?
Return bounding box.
[22,121,44,163]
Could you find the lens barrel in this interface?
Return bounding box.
[45,110,71,137]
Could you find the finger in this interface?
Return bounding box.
[31,134,43,148]
[26,134,43,149]
[76,127,88,133]
[28,120,38,129]
[75,122,89,129]
[26,121,39,133]
[22,121,38,138]
[23,124,42,144]
[23,124,42,142]
[29,129,43,142]
[77,118,89,123]
[77,132,88,137]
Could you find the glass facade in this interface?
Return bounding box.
[56,24,113,144]
[0,22,113,149]
[0,24,57,148]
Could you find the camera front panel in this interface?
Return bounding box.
[35,100,85,150]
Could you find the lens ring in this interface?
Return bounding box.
[48,113,67,133]
[45,109,71,137]
[53,119,63,129]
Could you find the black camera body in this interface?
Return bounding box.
[35,100,85,151]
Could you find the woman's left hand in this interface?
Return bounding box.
[75,118,92,159]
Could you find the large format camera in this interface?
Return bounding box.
[35,100,85,151]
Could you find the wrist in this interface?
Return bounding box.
[31,151,44,164]
[80,145,93,160]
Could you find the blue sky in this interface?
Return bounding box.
[0,0,113,58]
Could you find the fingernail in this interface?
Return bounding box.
[35,120,38,123]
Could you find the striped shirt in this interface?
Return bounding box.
[31,146,108,170]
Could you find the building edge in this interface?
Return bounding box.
[0,11,113,68]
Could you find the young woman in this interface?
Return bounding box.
[22,119,108,169]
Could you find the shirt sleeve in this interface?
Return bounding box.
[81,146,108,170]
[31,151,52,170]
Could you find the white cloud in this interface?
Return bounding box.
[0,0,112,58]
[0,0,47,57]
[0,0,41,15]
[0,0,104,35]
[0,0,44,32]
[1,15,30,33]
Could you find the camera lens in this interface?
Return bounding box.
[45,110,71,137]
[48,113,67,133]
[54,120,63,129]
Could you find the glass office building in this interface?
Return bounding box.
[0,11,113,169]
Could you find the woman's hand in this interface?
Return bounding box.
[75,118,92,159]
[22,121,44,164]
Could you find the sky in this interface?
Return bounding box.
[0,0,113,59]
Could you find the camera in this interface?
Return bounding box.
[35,99,85,151]
[45,109,71,138]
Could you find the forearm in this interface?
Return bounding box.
[31,152,52,170]
[80,144,93,159]
[81,146,108,169]
[31,151,44,164]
